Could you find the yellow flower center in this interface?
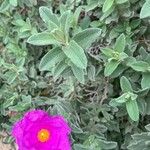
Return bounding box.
[37,129,50,142]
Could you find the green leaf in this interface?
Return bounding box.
[110,93,127,107]
[70,122,83,134]
[27,32,59,46]
[60,11,71,34]
[80,16,91,29]
[83,135,101,150]
[0,0,10,12]
[9,0,17,7]
[114,34,126,53]
[141,73,150,89]
[104,60,120,76]
[100,139,117,149]
[130,93,138,101]
[88,65,95,81]
[102,0,114,13]
[53,60,68,79]
[126,99,139,121]
[3,96,16,108]
[130,61,149,72]
[73,144,87,150]
[145,124,150,131]
[39,47,66,71]
[125,57,136,66]
[101,48,114,58]
[137,98,146,115]
[120,76,133,93]
[110,64,125,78]
[70,62,85,84]
[39,6,59,28]
[4,71,17,84]
[73,6,82,26]
[115,0,128,4]
[51,29,66,43]
[119,52,128,61]
[62,40,87,69]
[73,28,101,49]
[140,0,150,19]
[130,19,141,29]
[101,5,115,20]
[86,0,100,11]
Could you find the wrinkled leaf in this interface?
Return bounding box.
[27,32,59,46]
[126,99,139,121]
[130,61,149,72]
[39,47,66,71]
[114,34,126,53]
[63,40,87,69]
[141,73,150,89]
[101,48,114,58]
[9,0,17,7]
[73,28,101,49]
[140,0,150,19]
[60,11,71,34]
[102,0,114,13]
[39,6,59,28]
[70,62,85,84]
[120,76,133,93]
[53,60,68,79]
[104,60,120,76]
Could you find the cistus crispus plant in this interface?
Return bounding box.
[0,0,150,149]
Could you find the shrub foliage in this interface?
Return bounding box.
[0,0,150,149]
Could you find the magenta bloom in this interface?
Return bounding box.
[12,110,71,150]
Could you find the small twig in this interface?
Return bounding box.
[134,39,150,43]
[100,77,109,105]
[133,39,150,47]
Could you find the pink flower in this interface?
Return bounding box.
[12,110,71,150]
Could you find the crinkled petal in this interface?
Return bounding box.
[12,110,72,150]
[24,110,48,122]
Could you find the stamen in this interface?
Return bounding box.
[37,129,50,142]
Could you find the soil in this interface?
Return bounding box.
[0,132,17,150]
[0,141,13,150]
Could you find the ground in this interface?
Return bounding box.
[0,132,16,150]
[0,141,13,150]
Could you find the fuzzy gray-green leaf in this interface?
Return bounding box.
[114,34,126,53]
[140,0,150,19]
[104,60,120,76]
[126,99,139,121]
[102,0,114,13]
[73,28,101,49]
[70,62,85,84]
[27,32,59,46]
[39,6,59,28]
[39,47,66,71]
[63,40,87,69]
[120,76,133,93]
[141,73,150,89]
[130,61,149,72]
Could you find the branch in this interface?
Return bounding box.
[100,77,109,105]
